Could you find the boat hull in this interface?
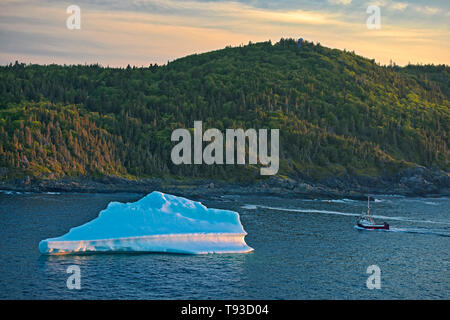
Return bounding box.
[356,222,389,230]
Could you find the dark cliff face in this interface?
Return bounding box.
[0,39,449,185]
[1,167,449,198]
[397,167,450,195]
[317,167,449,197]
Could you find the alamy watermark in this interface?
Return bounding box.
[66,5,81,30]
[66,265,81,290]
[366,265,381,289]
[366,5,381,30]
[171,121,279,175]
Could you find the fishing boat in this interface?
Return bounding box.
[355,196,389,230]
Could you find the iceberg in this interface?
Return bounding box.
[39,191,253,255]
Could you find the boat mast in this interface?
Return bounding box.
[367,195,370,217]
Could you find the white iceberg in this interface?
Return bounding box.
[39,191,253,255]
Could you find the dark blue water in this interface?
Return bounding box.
[0,191,449,299]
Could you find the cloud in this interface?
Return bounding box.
[367,0,387,7]
[328,0,352,5]
[390,2,408,11]
[415,6,441,15]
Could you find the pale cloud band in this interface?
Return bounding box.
[0,0,449,66]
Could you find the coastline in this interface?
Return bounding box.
[1,167,449,199]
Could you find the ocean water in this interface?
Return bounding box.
[0,191,449,299]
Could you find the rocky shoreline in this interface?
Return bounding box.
[1,167,449,200]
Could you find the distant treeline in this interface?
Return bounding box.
[0,39,448,181]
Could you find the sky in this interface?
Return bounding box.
[1,0,449,67]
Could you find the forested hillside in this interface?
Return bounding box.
[0,39,448,182]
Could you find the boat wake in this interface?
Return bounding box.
[354,226,450,237]
[244,204,450,226]
[388,227,450,237]
[241,204,258,210]
[245,204,450,237]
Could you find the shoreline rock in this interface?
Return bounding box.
[0,167,449,199]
